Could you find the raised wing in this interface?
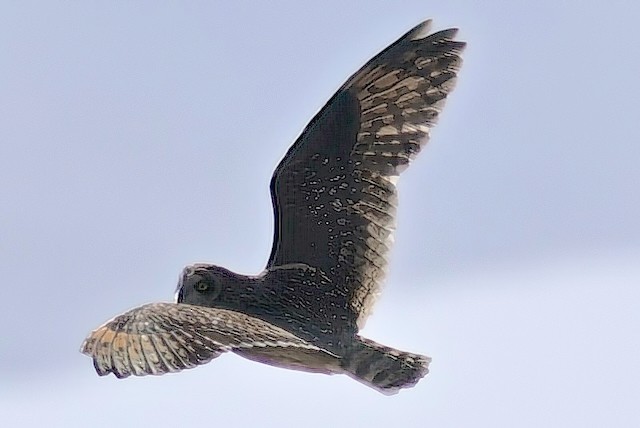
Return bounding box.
[81,303,340,378]
[267,21,465,329]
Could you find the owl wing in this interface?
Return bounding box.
[81,302,340,378]
[267,20,465,328]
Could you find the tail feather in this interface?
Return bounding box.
[341,337,431,395]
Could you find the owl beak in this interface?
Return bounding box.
[175,274,185,303]
[175,286,185,303]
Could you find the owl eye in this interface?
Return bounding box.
[194,281,209,293]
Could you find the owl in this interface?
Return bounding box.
[81,19,465,395]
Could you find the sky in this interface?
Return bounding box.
[1,1,639,427]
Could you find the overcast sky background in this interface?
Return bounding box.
[1,1,639,427]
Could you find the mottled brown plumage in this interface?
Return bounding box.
[81,19,465,395]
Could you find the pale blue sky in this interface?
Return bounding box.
[1,1,639,427]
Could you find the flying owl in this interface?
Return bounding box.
[81,19,465,395]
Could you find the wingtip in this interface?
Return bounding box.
[433,27,460,41]
[406,19,433,41]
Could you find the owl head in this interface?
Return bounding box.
[175,264,260,308]
[175,264,226,305]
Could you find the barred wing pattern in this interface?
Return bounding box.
[81,303,340,378]
[267,21,465,329]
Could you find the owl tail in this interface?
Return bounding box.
[341,337,431,395]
